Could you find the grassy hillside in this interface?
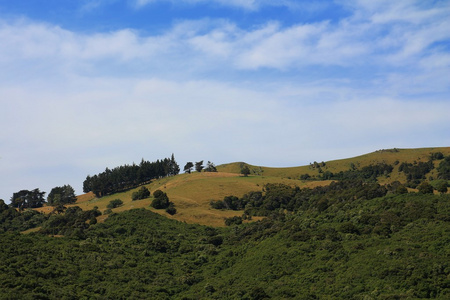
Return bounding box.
[218,147,450,181]
[35,147,450,226]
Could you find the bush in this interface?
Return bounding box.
[132,186,151,200]
[103,208,113,215]
[151,190,170,209]
[165,203,177,215]
[417,181,434,194]
[107,199,123,209]
[434,180,448,194]
[225,216,243,226]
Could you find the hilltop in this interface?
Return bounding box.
[35,147,450,226]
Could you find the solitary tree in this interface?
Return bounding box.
[195,161,204,173]
[151,190,170,209]
[184,162,194,174]
[241,165,251,177]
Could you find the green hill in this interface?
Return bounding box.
[2,147,450,299]
[35,147,448,227]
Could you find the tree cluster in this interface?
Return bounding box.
[83,154,180,197]
[399,160,434,181]
[184,160,217,173]
[437,156,450,179]
[10,189,46,210]
[211,180,389,217]
[312,163,394,181]
[47,185,77,206]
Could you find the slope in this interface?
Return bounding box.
[35,147,450,227]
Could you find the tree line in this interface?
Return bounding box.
[83,154,180,197]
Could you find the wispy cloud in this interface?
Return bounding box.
[132,0,298,10]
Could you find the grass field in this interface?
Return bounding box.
[36,147,450,226]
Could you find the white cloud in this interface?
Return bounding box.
[1,0,450,201]
[133,0,293,10]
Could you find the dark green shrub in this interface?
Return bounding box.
[107,199,123,209]
[417,181,434,194]
[224,216,243,226]
[165,203,177,215]
[132,186,151,200]
[151,190,170,209]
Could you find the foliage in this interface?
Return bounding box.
[1,191,450,299]
[195,161,204,173]
[0,202,48,232]
[165,202,177,215]
[430,152,444,160]
[241,165,251,177]
[39,206,101,237]
[132,186,151,200]
[417,181,434,194]
[225,216,243,226]
[437,156,450,179]
[211,180,388,218]
[151,190,170,209]
[184,161,194,173]
[83,155,180,197]
[10,188,46,209]
[319,163,394,181]
[433,180,448,194]
[399,160,434,181]
[107,199,123,209]
[204,161,217,172]
[47,184,77,206]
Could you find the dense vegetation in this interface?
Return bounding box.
[1,149,450,299]
[1,191,450,299]
[83,154,180,197]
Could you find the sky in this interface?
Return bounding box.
[1,0,449,201]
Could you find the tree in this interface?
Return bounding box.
[107,199,124,209]
[184,162,194,174]
[132,186,151,200]
[241,165,251,177]
[417,181,434,194]
[151,190,170,209]
[195,161,204,173]
[437,156,450,179]
[168,153,180,176]
[204,161,217,172]
[47,185,77,206]
[435,180,448,194]
[10,189,46,210]
[165,202,177,215]
[225,216,243,226]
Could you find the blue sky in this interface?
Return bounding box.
[1,0,449,201]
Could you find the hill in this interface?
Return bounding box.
[34,147,449,226]
[2,147,450,299]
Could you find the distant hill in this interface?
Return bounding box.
[35,147,450,226]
